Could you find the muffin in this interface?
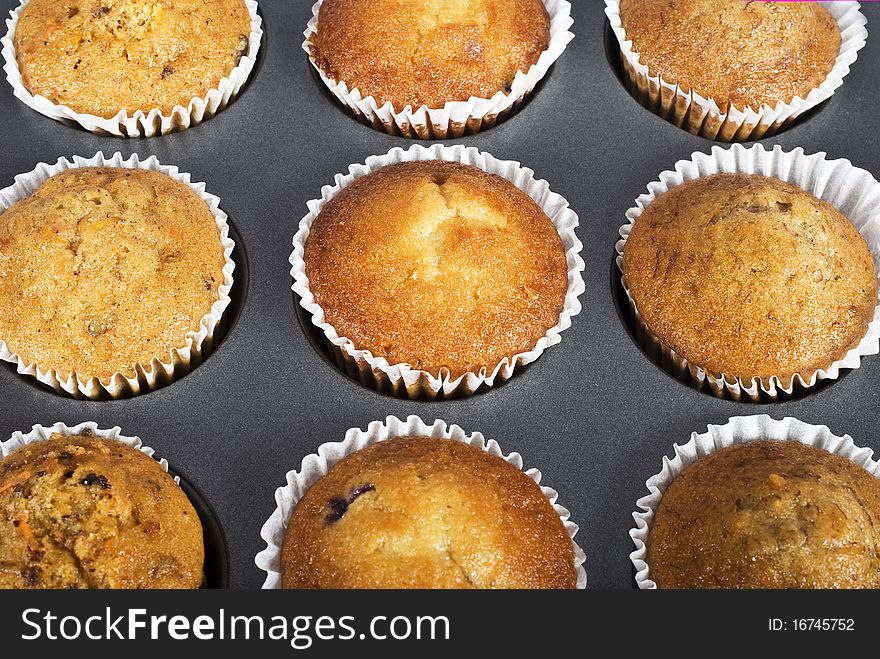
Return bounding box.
[0,166,228,391]
[281,436,577,589]
[311,0,551,111]
[622,173,877,386]
[303,160,568,384]
[13,0,252,118]
[647,440,880,589]
[0,433,204,589]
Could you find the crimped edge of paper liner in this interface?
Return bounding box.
[604,0,868,142]
[255,414,587,589]
[289,143,585,400]
[1,0,263,137]
[0,151,236,399]
[302,0,574,139]
[630,414,880,589]
[615,143,880,402]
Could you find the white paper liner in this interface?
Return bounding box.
[630,415,880,589]
[256,415,587,590]
[1,0,263,137]
[303,0,574,139]
[604,0,867,142]
[290,143,585,399]
[0,152,236,399]
[615,143,880,402]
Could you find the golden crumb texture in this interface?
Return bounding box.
[14,0,251,117]
[618,0,840,109]
[281,436,576,589]
[0,167,227,381]
[648,441,880,589]
[304,161,568,378]
[623,174,877,382]
[0,434,204,589]
[311,0,550,109]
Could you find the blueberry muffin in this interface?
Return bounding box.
[281,436,577,589]
[0,433,204,589]
[647,441,880,589]
[14,0,251,117]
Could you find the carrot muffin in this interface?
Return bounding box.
[0,167,227,384]
[0,433,204,589]
[647,441,880,589]
[622,173,877,384]
[281,436,576,589]
[14,0,252,117]
[618,0,841,110]
[303,161,568,378]
[310,0,551,110]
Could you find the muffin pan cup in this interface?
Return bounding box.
[290,143,585,400]
[255,414,587,589]
[630,414,880,589]
[302,0,575,140]
[0,151,236,399]
[604,0,867,142]
[1,0,263,137]
[615,143,880,402]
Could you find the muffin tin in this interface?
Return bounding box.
[0,0,877,589]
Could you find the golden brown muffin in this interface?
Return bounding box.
[618,0,840,110]
[14,0,251,117]
[304,161,568,378]
[647,441,880,589]
[622,174,877,383]
[281,436,576,589]
[0,167,227,382]
[311,0,551,109]
[0,433,204,589]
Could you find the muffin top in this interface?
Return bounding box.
[14,0,251,117]
[647,441,880,589]
[304,161,568,378]
[0,433,204,589]
[311,0,551,109]
[622,174,877,383]
[618,0,841,110]
[0,167,227,382]
[281,436,576,589]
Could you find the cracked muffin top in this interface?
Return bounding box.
[0,433,204,589]
[303,161,568,378]
[618,0,840,110]
[647,440,880,589]
[622,173,877,383]
[281,436,577,589]
[310,0,551,109]
[0,167,227,382]
[14,0,251,117]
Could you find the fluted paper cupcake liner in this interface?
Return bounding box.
[0,152,236,399]
[256,415,587,589]
[290,143,585,399]
[604,0,867,142]
[630,415,880,589]
[303,0,574,139]
[2,0,263,137]
[616,143,880,402]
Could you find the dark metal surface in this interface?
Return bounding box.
[0,0,877,589]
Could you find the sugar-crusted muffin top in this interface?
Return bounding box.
[0,434,204,589]
[622,174,877,383]
[647,441,880,589]
[0,167,227,382]
[14,0,251,117]
[281,436,577,589]
[303,161,568,378]
[619,0,841,110]
[311,0,551,109]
